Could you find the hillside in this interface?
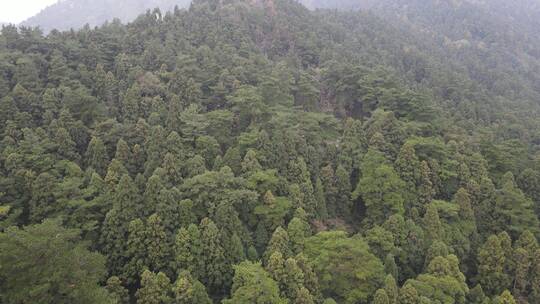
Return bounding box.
[21,0,191,32]
[1,0,540,303]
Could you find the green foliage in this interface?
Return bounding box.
[2,0,540,303]
[304,231,385,303]
[173,271,212,304]
[0,220,111,304]
[222,261,287,304]
[136,270,172,304]
[354,150,407,226]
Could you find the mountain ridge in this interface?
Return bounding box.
[20,0,192,32]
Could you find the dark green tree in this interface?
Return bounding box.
[0,220,111,304]
[136,270,172,304]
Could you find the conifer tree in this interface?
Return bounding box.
[417,161,435,208]
[354,158,405,226]
[374,289,390,304]
[335,164,353,220]
[175,224,203,279]
[530,249,540,303]
[399,284,419,304]
[494,290,517,304]
[172,271,212,304]
[265,227,292,262]
[423,204,443,244]
[106,276,130,304]
[223,261,286,304]
[124,218,147,283]
[85,136,109,176]
[384,274,399,304]
[146,214,171,275]
[101,175,142,275]
[477,235,509,296]
[104,159,129,188]
[512,247,530,300]
[295,287,315,304]
[288,216,310,255]
[320,165,337,218]
[395,142,420,209]
[136,270,172,304]
[115,139,132,173]
[199,217,227,295]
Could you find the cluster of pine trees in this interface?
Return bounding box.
[1,0,540,303]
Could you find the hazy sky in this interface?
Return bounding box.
[0,0,58,23]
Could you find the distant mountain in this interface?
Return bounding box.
[301,0,375,10]
[21,0,191,33]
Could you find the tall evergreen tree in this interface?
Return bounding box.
[136,270,172,304]
[199,217,227,296]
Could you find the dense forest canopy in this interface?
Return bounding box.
[1,0,540,303]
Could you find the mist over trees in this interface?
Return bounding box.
[1,0,540,303]
[21,0,192,32]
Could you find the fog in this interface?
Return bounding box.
[0,0,58,23]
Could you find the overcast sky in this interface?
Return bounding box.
[0,0,58,24]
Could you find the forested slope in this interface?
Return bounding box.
[1,0,540,303]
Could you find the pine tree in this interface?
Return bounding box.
[282,258,305,299]
[512,247,530,301]
[468,285,487,304]
[223,261,286,304]
[295,253,321,301]
[454,187,475,221]
[314,177,328,219]
[320,165,337,218]
[399,284,419,304]
[146,214,171,275]
[417,161,435,208]
[354,158,406,226]
[115,139,132,173]
[515,230,538,254]
[530,249,540,303]
[106,276,130,304]
[174,224,203,279]
[241,149,262,175]
[199,217,227,295]
[264,227,292,262]
[295,287,315,304]
[495,172,540,238]
[85,136,109,176]
[335,164,352,219]
[494,290,517,304]
[124,218,147,283]
[53,127,80,161]
[172,271,212,304]
[384,255,399,283]
[136,270,172,304]
[122,83,141,122]
[423,204,443,243]
[101,175,142,275]
[288,215,310,255]
[104,159,129,188]
[162,153,182,186]
[384,275,399,304]
[267,251,287,294]
[477,235,509,296]
[395,142,420,210]
[156,188,182,234]
[374,289,390,304]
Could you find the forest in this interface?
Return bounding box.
[1,0,540,303]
